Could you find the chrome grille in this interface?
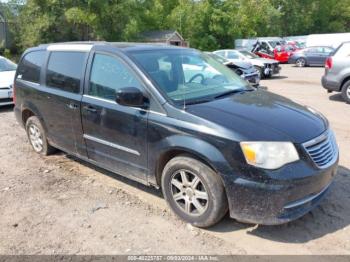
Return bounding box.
[303,130,338,168]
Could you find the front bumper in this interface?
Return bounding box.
[0,88,13,106]
[242,73,260,86]
[223,157,338,225]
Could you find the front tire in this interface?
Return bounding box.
[341,80,350,104]
[25,116,55,155]
[161,156,228,228]
[254,66,264,79]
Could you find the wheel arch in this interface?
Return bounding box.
[340,75,350,91]
[21,108,35,126]
[151,136,231,188]
[20,102,48,134]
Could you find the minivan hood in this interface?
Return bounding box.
[186,90,327,143]
[0,71,15,88]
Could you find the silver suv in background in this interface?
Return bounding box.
[322,42,350,103]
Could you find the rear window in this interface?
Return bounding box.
[334,43,350,57]
[17,51,46,83]
[46,52,87,93]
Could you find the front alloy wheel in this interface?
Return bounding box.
[161,156,228,228]
[170,169,209,216]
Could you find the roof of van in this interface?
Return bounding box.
[38,41,188,52]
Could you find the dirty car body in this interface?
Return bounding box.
[14,42,338,226]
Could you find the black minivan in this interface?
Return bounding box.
[14,42,339,227]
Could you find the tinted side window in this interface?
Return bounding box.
[46,52,86,93]
[89,54,143,101]
[17,51,46,83]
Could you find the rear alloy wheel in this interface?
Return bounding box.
[25,116,55,155]
[162,156,228,228]
[341,80,350,104]
[296,58,306,67]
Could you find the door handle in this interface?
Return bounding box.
[67,103,79,110]
[84,105,97,113]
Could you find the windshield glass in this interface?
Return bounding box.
[0,57,17,72]
[206,53,228,64]
[239,50,259,59]
[130,49,249,105]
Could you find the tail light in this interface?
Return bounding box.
[325,57,333,69]
[12,82,16,104]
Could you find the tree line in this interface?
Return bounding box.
[1,0,350,54]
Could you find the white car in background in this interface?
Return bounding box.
[213,49,281,78]
[0,56,17,106]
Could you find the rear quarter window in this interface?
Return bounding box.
[46,51,87,93]
[334,43,350,58]
[17,51,46,83]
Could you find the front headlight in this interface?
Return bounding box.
[240,142,299,169]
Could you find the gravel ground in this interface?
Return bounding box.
[0,64,349,255]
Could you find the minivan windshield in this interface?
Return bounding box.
[0,57,17,72]
[130,49,250,105]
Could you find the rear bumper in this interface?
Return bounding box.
[322,76,341,92]
[14,106,23,126]
[223,159,338,225]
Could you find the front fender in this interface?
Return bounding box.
[148,134,233,186]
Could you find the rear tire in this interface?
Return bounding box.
[161,156,228,228]
[25,116,55,155]
[341,80,350,104]
[296,58,306,67]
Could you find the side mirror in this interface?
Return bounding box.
[115,87,149,108]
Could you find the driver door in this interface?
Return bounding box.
[81,52,148,181]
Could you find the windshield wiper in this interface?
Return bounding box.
[185,98,213,105]
[214,88,251,99]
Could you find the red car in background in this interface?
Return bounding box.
[252,40,296,63]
